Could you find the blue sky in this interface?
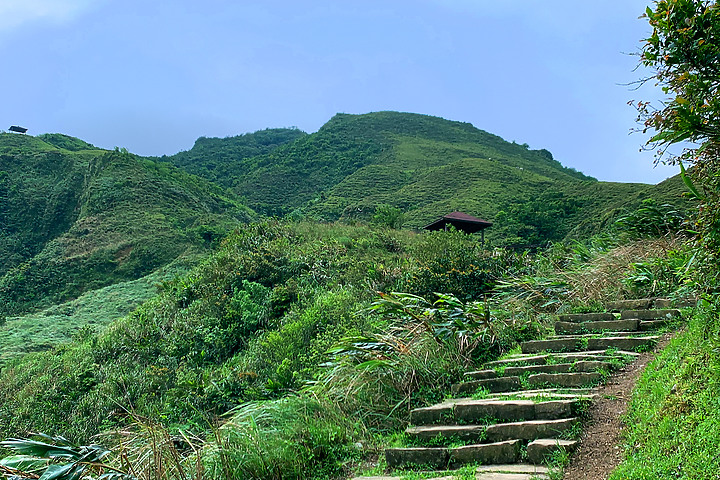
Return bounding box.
[1,0,679,183]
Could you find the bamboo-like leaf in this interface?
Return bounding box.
[679,160,704,200]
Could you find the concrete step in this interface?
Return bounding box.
[554,319,639,334]
[605,298,654,311]
[527,371,603,388]
[405,424,486,442]
[620,309,681,320]
[410,398,584,425]
[550,331,641,339]
[486,388,596,401]
[449,439,522,467]
[467,360,611,380]
[482,350,634,368]
[587,335,659,351]
[451,376,521,396]
[557,312,615,323]
[485,417,579,442]
[477,472,549,480]
[527,438,578,464]
[639,319,671,331]
[476,464,550,475]
[655,297,697,308]
[464,369,499,380]
[384,446,447,469]
[385,440,523,469]
[520,338,584,354]
[406,417,578,444]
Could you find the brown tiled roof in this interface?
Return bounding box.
[423,211,492,233]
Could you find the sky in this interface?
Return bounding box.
[1,0,680,184]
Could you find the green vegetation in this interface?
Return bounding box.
[0,134,252,315]
[158,111,690,248]
[156,127,306,188]
[607,2,720,478]
[0,97,710,478]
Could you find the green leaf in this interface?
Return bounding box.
[679,160,704,200]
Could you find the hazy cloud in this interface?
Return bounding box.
[0,0,97,32]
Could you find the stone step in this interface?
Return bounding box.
[655,297,697,308]
[490,391,597,402]
[464,369,498,380]
[482,350,631,368]
[526,438,578,464]
[587,335,659,351]
[550,331,641,339]
[554,319,639,334]
[449,439,522,467]
[477,472,549,480]
[410,398,583,425]
[476,464,549,475]
[406,418,578,444]
[557,312,616,322]
[527,372,603,388]
[385,440,523,470]
[405,424,486,442]
[605,298,655,311]
[485,417,579,442]
[520,338,584,354]
[451,376,521,396]
[384,446,447,469]
[468,360,612,380]
[620,309,681,320]
[639,319,671,331]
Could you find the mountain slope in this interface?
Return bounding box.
[0,133,253,315]
[161,111,687,246]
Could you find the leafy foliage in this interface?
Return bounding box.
[0,135,251,315]
[0,434,135,480]
[637,0,720,290]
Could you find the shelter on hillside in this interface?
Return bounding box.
[9,126,27,134]
[423,211,492,244]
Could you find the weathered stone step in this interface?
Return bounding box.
[405,424,486,442]
[482,350,635,368]
[476,464,550,475]
[527,372,603,388]
[384,440,523,469]
[451,376,521,396]
[620,309,681,320]
[487,389,596,401]
[527,438,578,464]
[485,417,579,442]
[466,361,611,381]
[655,297,697,308]
[550,331,642,339]
[605,298,655,311]
[406,418,578,443]
[554,319,639,334]
[410,398,584,425]
[557,312,615,322]
[639,319,671,331]
[520,338,584,354]
[587,335,659,351]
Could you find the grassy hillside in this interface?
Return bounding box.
[0,133,253,315]
[158,112,689,248]
[156,127,307,188]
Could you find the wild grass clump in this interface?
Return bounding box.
[610,299,720,479]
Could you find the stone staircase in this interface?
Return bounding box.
[352,298,685,480]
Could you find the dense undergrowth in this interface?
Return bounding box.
[0,206,694,479]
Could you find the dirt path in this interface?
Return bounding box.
[562,333,673,480]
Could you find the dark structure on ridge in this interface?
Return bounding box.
[8,126,28,134]
[423,211,492,244]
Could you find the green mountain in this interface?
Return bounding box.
[0,133,253,315]
[155,127,307,188]
[161,111,688,246]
